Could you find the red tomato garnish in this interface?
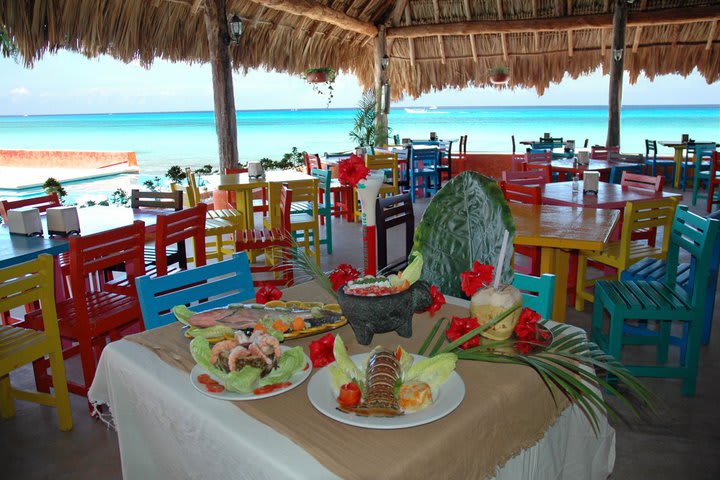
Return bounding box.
[253,382,292,395]
[337,382,361,407]
[205,383,225,393]
[303,363,310,371]
[197,374,214,385]
[394,346,403,360]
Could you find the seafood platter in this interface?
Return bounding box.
[189,330,312,400]
[307,335,465,429]
[173,300,346,343]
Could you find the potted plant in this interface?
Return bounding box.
[304,67,337,108]
[488,65,510,86]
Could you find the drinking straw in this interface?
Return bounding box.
[493,230,510,290]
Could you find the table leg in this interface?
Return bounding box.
[540,246,568,323]
[673,147,683,189]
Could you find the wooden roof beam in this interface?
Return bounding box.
[386,6,720,39]
[632,26,642,53]
[708,21,718,50]
[247,0,377,37]
[462,0,477,62]
[432,0,445,64]
[405,4,415,67]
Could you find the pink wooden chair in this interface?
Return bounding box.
[621,171,664,246]
[502,169,548,186]
[591,145,620,160]
[499,181,542,275]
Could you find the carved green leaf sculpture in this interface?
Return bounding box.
[412,171,515,298]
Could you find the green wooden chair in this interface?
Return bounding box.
[292,168,333,254]
[691,143,718,205]
[591,205,719,396]
[512,273,555,320]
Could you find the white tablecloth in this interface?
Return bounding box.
[89,318,615,479]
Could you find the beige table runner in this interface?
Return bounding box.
[127,282,569,480]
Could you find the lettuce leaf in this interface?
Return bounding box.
[173,305,196,326]
[186,325,234,340]
[258,347,305,386]
[225,367,262,393]
[328,365,351,397]
[190,337,228,383]
[396,346,414,377]
[404,353,458,398]
[333,335,362,381]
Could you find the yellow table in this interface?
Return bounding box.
[510,204,620,322]
[214,170,315,231]
[658,140,717,188]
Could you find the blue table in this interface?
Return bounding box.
[0,234,68,269]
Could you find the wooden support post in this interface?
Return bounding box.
[374,25,389,147]
[607,0,627,149]
[204,0,239,172]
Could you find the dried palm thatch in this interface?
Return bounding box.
[1,0,718,98]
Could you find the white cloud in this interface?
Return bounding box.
[9,86,30,96]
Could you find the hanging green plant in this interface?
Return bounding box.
[488,65,510,86]
[303,67,337,108]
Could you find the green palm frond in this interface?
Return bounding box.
[278,241,337,301]
[420,316,658,434]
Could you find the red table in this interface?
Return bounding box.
[550,159,637,182]
[541,181,681,209]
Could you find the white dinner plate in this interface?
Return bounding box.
[307,353,465,429]
[190,346,312,401]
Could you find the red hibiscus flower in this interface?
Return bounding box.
[460,261,494,297]
[328,264,361,291]
[255,283,282,304]
[425,285,446,316]
[515,342,534,355]
[309,333,336,368]
[514,307,543,342]
[445,316,481,350]
[338,154,370,188]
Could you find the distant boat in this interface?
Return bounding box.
[404,107,428,114]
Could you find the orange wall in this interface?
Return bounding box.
[0,150,138,169]
[454,152,512,179]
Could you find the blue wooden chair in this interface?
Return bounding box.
[136,252,255,330]
[691,143,718,205]
[512,273,556,320]
[408,146,441,202]
[592,206,719,396]
[645,139,675,182]
[621,209,720,353]
[608,152,645,184]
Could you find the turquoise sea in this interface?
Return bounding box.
[0,105,718,201]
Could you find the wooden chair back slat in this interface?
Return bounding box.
[0,193,61,223]
[621,172,664,192]
[130,190,183,210]
[502,169,548,186]
[155,204,207,276]
[499,182,542,205]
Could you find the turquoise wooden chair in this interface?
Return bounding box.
[512,273,556,320]
[592,206,719,396]
[292,168,332,254]
[136,252,255,330]
[621,208,720,354]
[680,143,715,192]
[691,144,718,205]
[408,146,441,202]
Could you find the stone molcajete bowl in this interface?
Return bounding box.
[336,280,434,345]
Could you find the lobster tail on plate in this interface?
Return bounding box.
[338,349,403,417]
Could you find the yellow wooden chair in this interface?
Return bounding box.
[264,179,321,266]
[0,254,72,431]
[353,153,400,222]
[575,197,678,310]
[183,169,244,262]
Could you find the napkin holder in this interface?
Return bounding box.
[682,134,689,142]
[247,161,265,179]
[543,132,551,139]
[430,132,438,141]
[583,171,600,195]
[576,149,590,166]
[7,207,43,237]
[46,206,81,236]
[565,140,575,152]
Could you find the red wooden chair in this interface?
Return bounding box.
[590,145,619,160]
[706,151,720,213]
[304,152,322,175]
[0,193,60,223]
[235,185,294,287]
[502,169,548,186]
[621,171,664,246]
[521,159,553,183]
[499,181,542,275]
[25,221,146,398]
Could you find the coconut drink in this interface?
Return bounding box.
[469,284,522,341]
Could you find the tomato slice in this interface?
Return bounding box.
[205,383,225,393]
[303,362,310,371]
[197,373,215,385]
[253,382,292,395]
[337,382,361,407]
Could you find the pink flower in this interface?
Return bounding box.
[460,261,494,298]
[328,264,361,291]
[338,154,370,188]
[255,283,282,304]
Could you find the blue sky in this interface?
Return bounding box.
[1,50,718,116]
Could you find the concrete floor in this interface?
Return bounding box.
[1,189,719,479]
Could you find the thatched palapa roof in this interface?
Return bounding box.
[1,0,719,97]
